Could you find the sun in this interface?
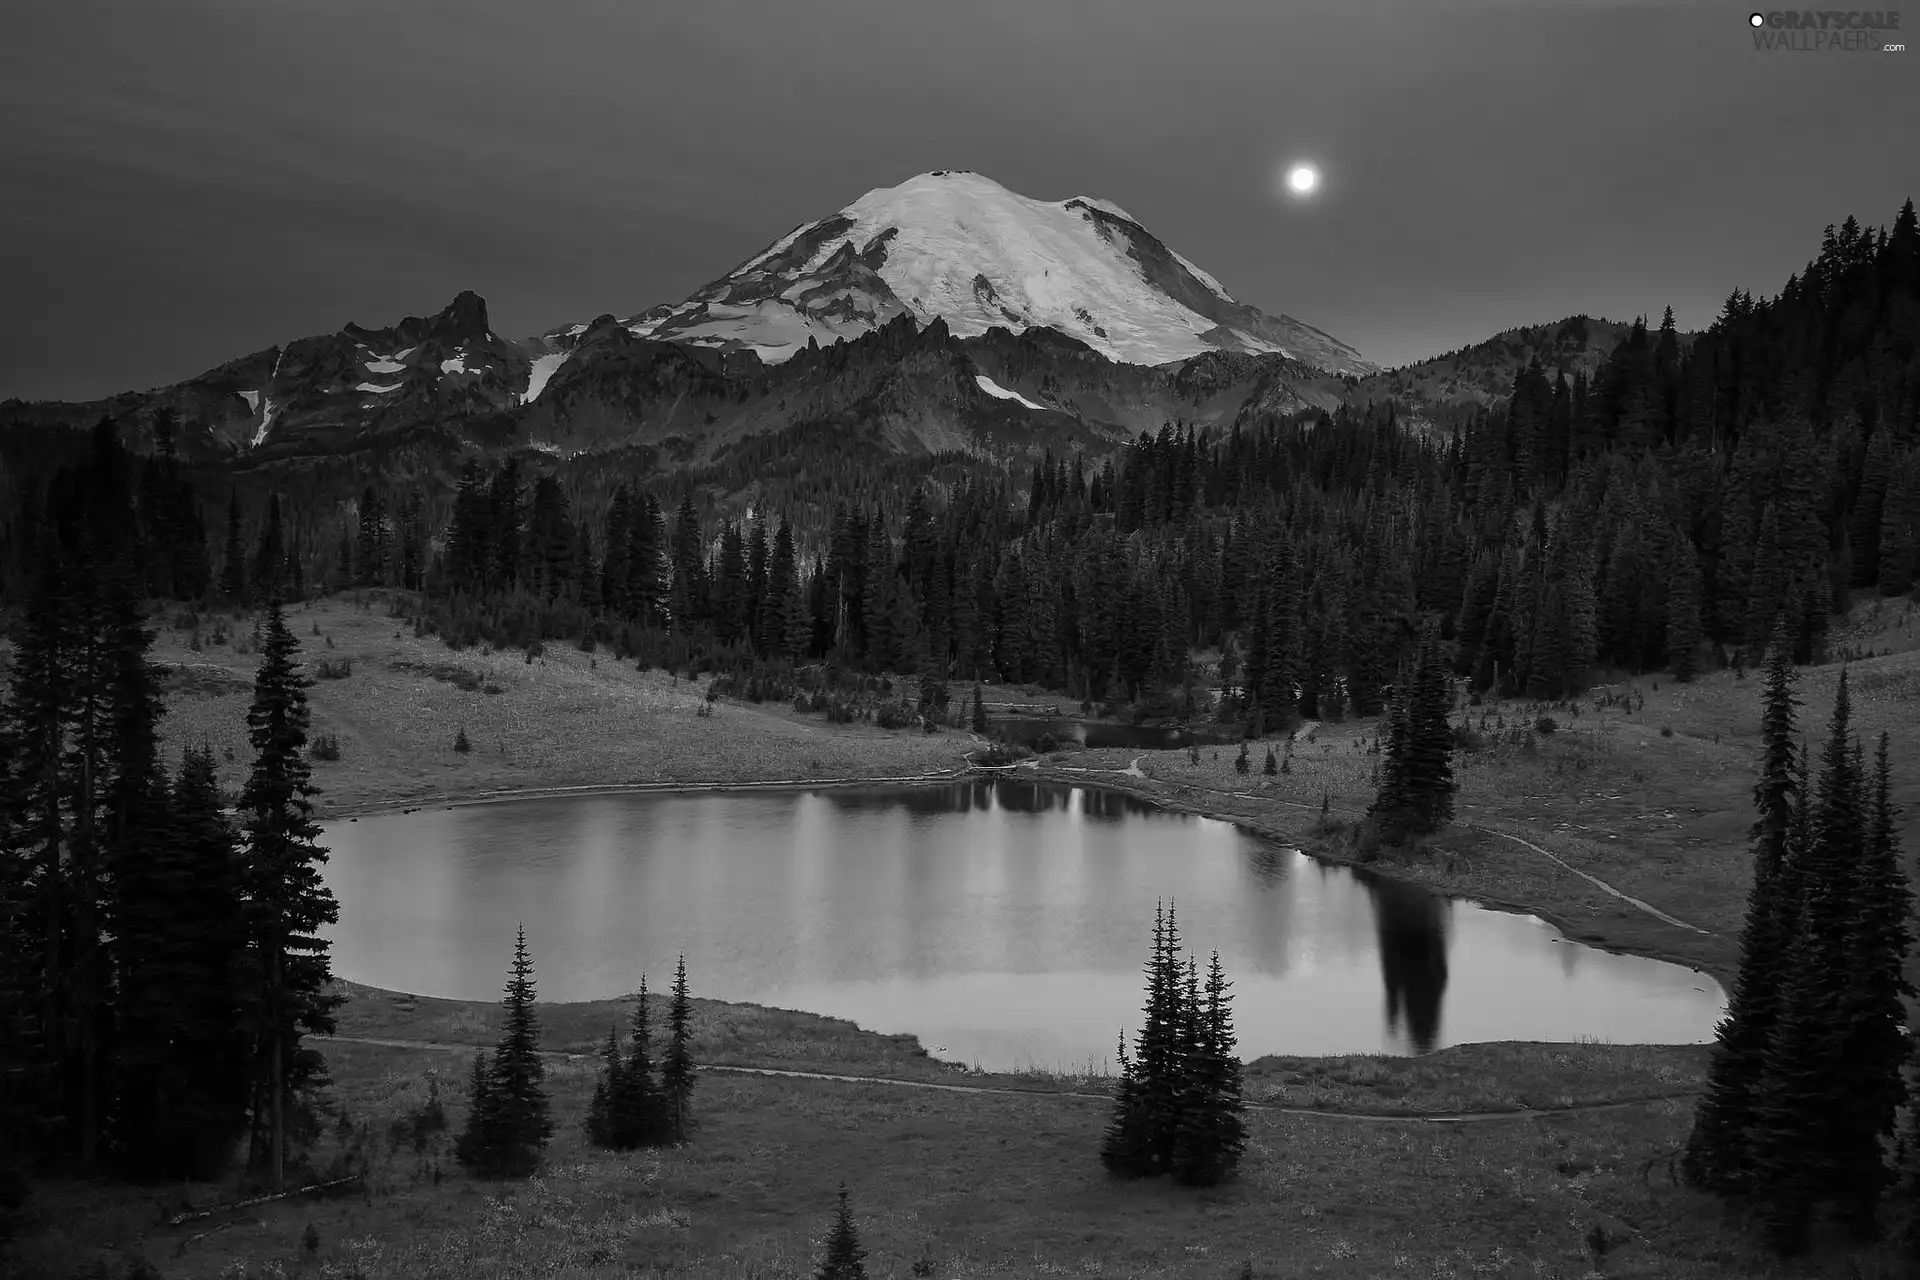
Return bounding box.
[1285,162,1321,197]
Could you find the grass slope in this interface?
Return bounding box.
[21,983,1824,1280]
[145,593,976,817]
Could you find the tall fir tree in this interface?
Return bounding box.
[660,955,696,1143]
[456,926,553,1178]
[614,974,658,1148]
[238,600,341,1188]
[1683,619,1800,1195]
[1170,950,1248,1187]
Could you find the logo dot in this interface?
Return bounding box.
[1749,11,1765,25]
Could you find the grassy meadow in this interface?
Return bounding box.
[17,981,1837,1280]
[143,592,977,818]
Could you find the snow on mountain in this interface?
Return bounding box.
[616,171,1375,376]
[975,373,1049,411]
[522,351,569,404]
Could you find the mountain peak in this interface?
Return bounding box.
[613,172,1374,375]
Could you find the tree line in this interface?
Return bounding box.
[0,425,338,1189]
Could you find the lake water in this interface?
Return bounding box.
[318,779,1726,1072]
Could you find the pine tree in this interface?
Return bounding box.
[111,746,250,1180]
[660,955,696,1143]
[453,1049,496,1171]
[584,1023,622,1149]
[1099,1030,1148,1176]
[970,683,987,735]
[1746,670,1871,1251]
[615,975,657,1148]
[1749,918,1837,1256]
[815,1183,869,1280]
[252,493,286,602]
[1667,533,1705,681]
[221,490,247,602]
[1171,950,1248,1186]
[1830,730,1911,1236]
[239,600,341,1188]
[1366,673,1413,844]
[1683,620,1802,1195]
[1403,623,1457,834]
[458,926,553,1178]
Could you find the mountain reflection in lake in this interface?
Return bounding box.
[319,779,1725,1072]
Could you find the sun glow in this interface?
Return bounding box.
[1285,162,1321,197]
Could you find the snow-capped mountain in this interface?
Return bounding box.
[0,174,1374,462]
[561,171,1375,377]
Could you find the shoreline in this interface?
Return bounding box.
[316,761,978,821]
[315,751,1735,1006]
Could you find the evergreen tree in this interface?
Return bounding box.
[456,926,553,1178]
[815,1183,869,1280]
[583,1023,622,1149]
[1098,1030,1147,1176]
[970,683,988,735]
[660,955,696,1143]
[238,601,341,1188]
[1667,532,1705,681]
[1683,619,1800,1194]
[1749,916,1837,1256]
[221,491,247,602]
[614,974,657,1148]
[453,1049,495,1172]
[111,746,250,1181]
[1403,623,1457,834]
[1366,674,1414,844]
[251,493,285,602]
[1828,730,1913,1235]
[1171,950,1248,1187]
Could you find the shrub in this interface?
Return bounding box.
[310,733,341,762]
[1660,724,1674,738]
[1452,722,1489,752]
[1534,716,1559,735]
[314,657,353,680]
[454,727,472,754]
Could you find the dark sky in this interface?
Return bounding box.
[2,0,1912,402]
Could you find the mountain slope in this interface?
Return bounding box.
[0,292,533,461]
[1346,316,1639,410]
[598,170,1375,376]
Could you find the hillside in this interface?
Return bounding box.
[1345,315,1637,412]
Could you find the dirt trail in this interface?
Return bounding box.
[320,1035,1696,1125]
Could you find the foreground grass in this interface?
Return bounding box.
[143,593,976,818]
[27,1058,1764,1280]
[22,984,1863,1280]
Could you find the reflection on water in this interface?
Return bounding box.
[319,779,1726,1072]
[1368,875,1450,1053]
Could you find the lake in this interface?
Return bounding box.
[318,779,1726,1072]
